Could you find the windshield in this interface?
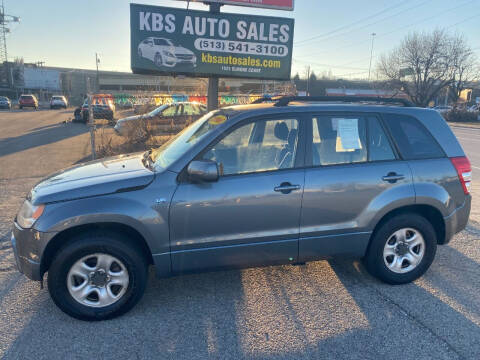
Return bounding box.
[151,111,227,169]
[148,104,169,116]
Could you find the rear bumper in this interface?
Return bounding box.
[10,222,57,281]
[443,195,471,244]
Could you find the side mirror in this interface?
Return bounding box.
[187,160,219,183]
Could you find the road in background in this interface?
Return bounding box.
[451,125,480,224]
[0,111,479,360]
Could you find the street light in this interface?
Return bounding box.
[368,32,376,82]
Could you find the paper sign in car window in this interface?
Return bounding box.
[209,115,227,125]
[337,118,361,151]
[332,118,339,131]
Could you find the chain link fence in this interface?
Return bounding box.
[80,92,278,160]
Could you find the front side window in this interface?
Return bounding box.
[203,118,299,176]
[312,116,367,166]
[183,104,202,116]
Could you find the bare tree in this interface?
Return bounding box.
[449,35,479,103]
[377,29,477,107]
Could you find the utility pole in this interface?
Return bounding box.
[0,0,19,88]
[368,32,376,82]
[95,53,100,92]
[306,65,310,96]
[207,3,221,111]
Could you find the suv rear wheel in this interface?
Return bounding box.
[47,231,148,320]
[364,214,437,284]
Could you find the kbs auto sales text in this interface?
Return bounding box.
[139,12,291,43]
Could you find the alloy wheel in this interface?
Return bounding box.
[383,228,425,274]
[67,253,129,308]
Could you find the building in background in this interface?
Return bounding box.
[0,62,295,105]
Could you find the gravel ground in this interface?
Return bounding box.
[0,110,478,359]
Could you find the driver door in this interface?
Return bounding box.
[169,115,306,273]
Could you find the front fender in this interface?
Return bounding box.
[34,193,169,256]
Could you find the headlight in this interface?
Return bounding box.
[17,200,44,229]
[163,50,174,57]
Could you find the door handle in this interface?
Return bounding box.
[274,182,301,194]
[382,172,405,183]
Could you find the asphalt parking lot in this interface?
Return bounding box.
[0,110,479,359]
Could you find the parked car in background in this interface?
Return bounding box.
[0,96,11,109]
[11,96,471,320]
[50,95,68,109]
[19,94,39,110]
[114,101,207,137]
[81,94,116,123]
[433,105,452,113]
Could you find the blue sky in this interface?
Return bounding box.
[5,0,480,79]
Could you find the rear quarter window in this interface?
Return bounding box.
[382,114,444,160]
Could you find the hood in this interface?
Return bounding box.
[173,46,193,56]
[30,153,154,204]
[117,114,144,124]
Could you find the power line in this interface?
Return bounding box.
[292,58,368,70]
[294,0,410,45]
[302,0,477,59]
[295,0,433,47]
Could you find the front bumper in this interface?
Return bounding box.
[10,222,57,281]
[443,195,471,244]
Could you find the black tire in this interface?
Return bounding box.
[47,231,148,321]
[364,213,437,284]
[154,53,163,67]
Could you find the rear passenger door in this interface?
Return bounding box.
[299,113,415,261]
[382,113,464,213]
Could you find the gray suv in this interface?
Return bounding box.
[11,97,471,320]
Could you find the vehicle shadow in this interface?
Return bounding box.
[1,240,478,359]
[0,122,88,158]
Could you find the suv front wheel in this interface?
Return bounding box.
[47,231,148,320]
[364,214,437,284]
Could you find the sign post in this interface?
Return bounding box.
[208,2,221,111]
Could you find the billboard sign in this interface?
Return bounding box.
[177,0,294,11]
[130,4,294,80]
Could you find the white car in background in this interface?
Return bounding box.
[137,37,197,68]
[433,105,452,114]
[50,95,68,109]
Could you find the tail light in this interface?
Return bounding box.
[450,156,472,195]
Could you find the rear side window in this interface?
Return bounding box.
[383,114,444,160]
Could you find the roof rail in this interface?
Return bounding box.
[273,96,415,107]
[250,96,283,104]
